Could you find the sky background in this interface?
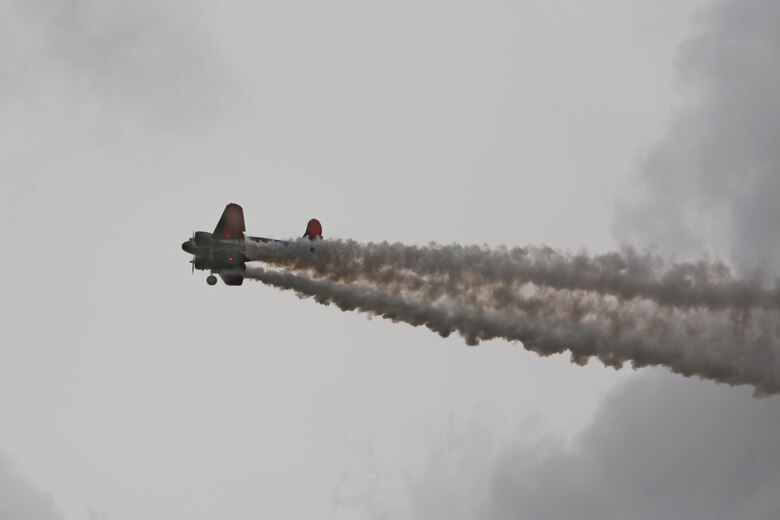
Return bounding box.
[2,0,779,519]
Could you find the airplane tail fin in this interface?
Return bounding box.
[213,203,246,240]
[303,218,323,240]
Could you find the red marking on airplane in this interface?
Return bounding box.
[304,218,323,239]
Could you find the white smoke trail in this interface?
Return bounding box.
[244,266,780,396]
[246,239,780,311]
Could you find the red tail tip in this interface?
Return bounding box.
[304,218,323,240]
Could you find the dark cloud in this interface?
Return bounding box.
[387,1,780,518]
[401,374,780,520]
[613,0,780,272]
[0,454,63,520]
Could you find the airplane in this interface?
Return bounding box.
[181,203,322,286]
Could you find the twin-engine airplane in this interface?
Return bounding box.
[181,203,322,286]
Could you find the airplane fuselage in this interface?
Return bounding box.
[182,203,322,286]
[181,233,247,272]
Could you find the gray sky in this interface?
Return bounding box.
[614,0,780,271]
[3,0,778,519]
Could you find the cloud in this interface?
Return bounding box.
[401,373,780,520]
[0,0,235,128]
[0,454,63,520]
[613,0,780,271]
[370,2,780,518]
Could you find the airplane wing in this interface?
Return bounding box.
[245,218,323,245]
[219,273,244,286]
[247,236,288,245]
[213,203,246,240]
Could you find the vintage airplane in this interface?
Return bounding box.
[181,203,322,286]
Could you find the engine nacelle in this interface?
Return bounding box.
[193,258,212,271]
[194,231,212,245]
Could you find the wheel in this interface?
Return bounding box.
[206,274,217,286]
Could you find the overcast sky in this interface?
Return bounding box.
[1,0,778,519]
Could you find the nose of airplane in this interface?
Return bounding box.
[182,240,195,254]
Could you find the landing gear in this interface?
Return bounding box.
[206,274,217,286]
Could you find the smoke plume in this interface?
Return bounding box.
[247,239,780,310]
[244,244,780,396]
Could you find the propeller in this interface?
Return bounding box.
[191,231,195,274]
